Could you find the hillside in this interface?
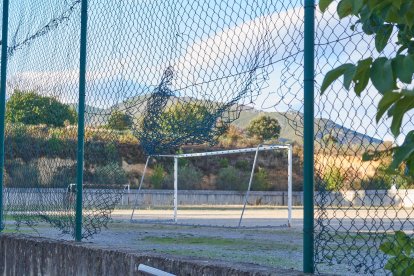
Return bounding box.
[232,109,383,145]
[78,93,383,146]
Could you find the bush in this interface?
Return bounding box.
[216,166,249,191]
[107,110,133,131]
[5,161,40,187]
[87,163,128,185]
[164,165,203,190]
[321,167,345,192]
[218,158,229,168]
[150,164,165,189]
[48,165,77,188]
[235,159,250,171]
[252,167,269,191]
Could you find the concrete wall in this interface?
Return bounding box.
[120,189,414,208]
[0,234,302,276]
[120,190,304,207]
[5,188,414,208]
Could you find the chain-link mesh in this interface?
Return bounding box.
[1,1,305,239]
[272,2,414,274]
[313,2,414,274]
[2,0,412,273]
[3,0,125,239]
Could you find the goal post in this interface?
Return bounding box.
[130,144,293,227]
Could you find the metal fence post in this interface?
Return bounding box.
[303,0,315,273]
[75,0,88,241]
[0,0,10,231]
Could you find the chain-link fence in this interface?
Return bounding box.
[0,0,413,274]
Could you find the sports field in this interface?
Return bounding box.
[4,205,406,275]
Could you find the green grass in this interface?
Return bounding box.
[143,234,301,251]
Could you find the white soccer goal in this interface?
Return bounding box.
[130,144,293,228]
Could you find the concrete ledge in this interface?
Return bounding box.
[0,234,303,276]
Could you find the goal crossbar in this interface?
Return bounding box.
[130,144,293,228]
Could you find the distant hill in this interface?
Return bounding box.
[232,109,383,145]
[69,79,383,146]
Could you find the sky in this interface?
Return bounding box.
[2,0,413,144]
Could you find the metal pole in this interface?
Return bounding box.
[303,0,315,272]
[288,145,292,227]
[238,145,260,227]
[130,156,150,221]
[173,157,178,222]
[75,0,88,242]
[0,0,9,231]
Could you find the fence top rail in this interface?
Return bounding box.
[152,144,291,158]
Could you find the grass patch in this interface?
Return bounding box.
[143,234,301,251]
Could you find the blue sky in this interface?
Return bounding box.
[3,0,412,144]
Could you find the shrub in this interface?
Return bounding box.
[87,163,128,185]
[216,166,249,191]
[48,165,77,188]
[235,159,250,171]
[218,158,229,168]
[164,165,203,190]
[107,110,133,131]
[150,164,165,189]
[218,125,244,147]
[5,161,40,187]
[321,167,345,192]
[252,167,269,191]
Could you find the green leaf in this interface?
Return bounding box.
[380,241,400,256]
[389,95,414,136]
[319,0,334,12]
[351,0,363,14]
[353,58,372,95]
[321,64,355,93]
[384,257,398,272]
[343,64,357,90]
[370,57,395,94]
[396,231,410,245]
[376,91,401,122]
[390,133,414,170]
[400,55,414,83]
[404,3,414,28]
[337,0,353,18]
[375,24,393,52]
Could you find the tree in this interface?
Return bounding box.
[107,110,133,131]
[246,115,281,141]
[6,90,77,127]
[320,0,414,179]
[158,102,213,140]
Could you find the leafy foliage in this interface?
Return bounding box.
[107,110,133,131]
[380,231,414,275]
[246,115,281,141]
[320,0,414,179]
[216,166,249,191]
[87,163,128,185]
[251,167,270,191]
[164,164,203,190]
[322,167,345,191]
[6,90,77,127]
[150,164,165,189]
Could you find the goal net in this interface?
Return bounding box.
[129,144,293,228]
